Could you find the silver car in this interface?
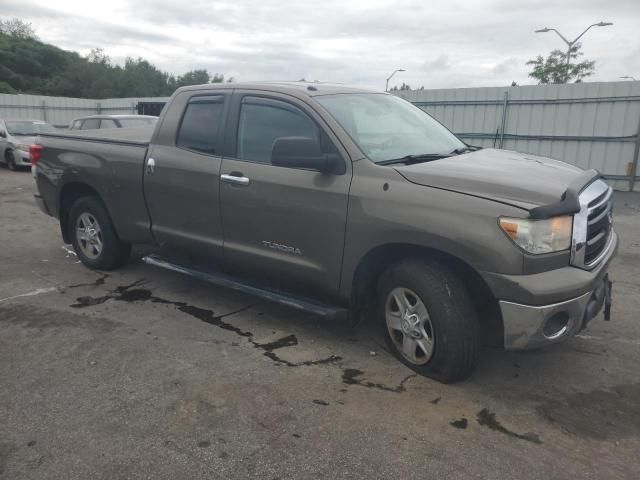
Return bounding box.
[68,115,158,130]
[0,119,57,170]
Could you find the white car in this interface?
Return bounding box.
[0,119,57,170]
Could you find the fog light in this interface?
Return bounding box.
[543,311,569,339]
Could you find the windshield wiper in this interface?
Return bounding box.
[377,153,452,166]
[451,145,482,155]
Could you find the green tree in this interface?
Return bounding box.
[0,18,36,39]
[0,19,232,98]
[0,80,16,93]
[176,69,210,87]
[526,43,595,84]
[390,82,423,91]
[211,73,225,83]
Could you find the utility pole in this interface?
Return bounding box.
[385,69,406,92]
[535,22,613,83]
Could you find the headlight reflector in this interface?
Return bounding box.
[499,216,572,254]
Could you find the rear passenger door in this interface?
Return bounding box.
[144,91,229,264]
[219,92,351,296]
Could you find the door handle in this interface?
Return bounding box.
[221,173,250,186]
[146,157,156,175]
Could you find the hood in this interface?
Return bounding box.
[9,134,38,147]
[394,148,584,211]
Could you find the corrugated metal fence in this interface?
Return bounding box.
[0,94,169,129]
[394,81,640,191]
[3,82,640,190]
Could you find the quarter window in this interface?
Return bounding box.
[176,96,225,155]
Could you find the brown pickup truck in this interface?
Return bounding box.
[31,82,617,383]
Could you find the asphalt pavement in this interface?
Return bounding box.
[1,167,639,479]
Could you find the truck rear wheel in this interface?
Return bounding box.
[378,259,480,383]
[68,196,131,270]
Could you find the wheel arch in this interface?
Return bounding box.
[59,182,110,243]
[349,243,503,346]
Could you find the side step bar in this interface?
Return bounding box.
[142,255,349,321]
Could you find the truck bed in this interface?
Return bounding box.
[40,126,153,146]
[34,126,153,246]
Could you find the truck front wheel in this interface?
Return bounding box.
[68,196,131,270]
[5,150,17,171]
[378,259,480,383]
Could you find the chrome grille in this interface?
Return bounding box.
[571,179,614,270]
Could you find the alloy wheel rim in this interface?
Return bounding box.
[75,212,103,259]
[385,287,435,365]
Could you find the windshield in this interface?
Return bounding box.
[6,120,56,136]
[118,118,157,128]
[315,93,465,163]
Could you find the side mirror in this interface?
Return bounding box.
[271,136,339,174]
[0,130,6,138]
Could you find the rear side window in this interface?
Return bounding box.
[81,119,100,130]
[237,98,319,163]
[176,96,225,155]
[100,119,118,129]
[119,118,157,127]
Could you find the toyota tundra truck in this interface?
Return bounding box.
[31,82,617,383]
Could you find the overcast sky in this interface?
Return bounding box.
[4,0,640,90]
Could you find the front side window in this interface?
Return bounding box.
[236,98,322,164]
[316,93,464,163]
[176,96,224,155]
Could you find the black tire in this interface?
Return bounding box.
[6,150,17,171]
[378,259,480,383]
[67,196,131,270]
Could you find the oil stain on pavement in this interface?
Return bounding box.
[69,279,342,368]
[341,368,416,393]
[477,408,542,444]
[67,280,430,393]
[450,418,468,429]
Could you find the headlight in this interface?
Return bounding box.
[499,216,572,254]
[15,143,30,152]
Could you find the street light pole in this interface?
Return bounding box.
[535,22,613,83]
[385,69,406,92]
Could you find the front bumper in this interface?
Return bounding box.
[485,231,618,350]
[500,274,610,349]
[14,149,31,166]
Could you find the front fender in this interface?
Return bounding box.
[339,164,527,299]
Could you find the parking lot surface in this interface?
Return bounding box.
[1,167,639,479]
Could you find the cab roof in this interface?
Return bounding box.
[175,81,380,97]
[71,115,157,120]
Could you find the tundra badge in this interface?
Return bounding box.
[262,241,302,255]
